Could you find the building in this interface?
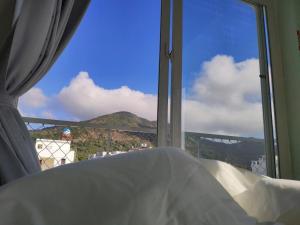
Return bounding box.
[88,146,152,160]
[251,155,267,176]
[88,151,127,160]
[35,139,75,170]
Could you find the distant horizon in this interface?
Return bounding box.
[23,110,264,140]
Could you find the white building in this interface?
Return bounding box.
[251,155,267,176]
[89,151,127,159]
[251,155,280,176]
[140,143,148,148]
[88,147,152,160]
[35,139,75,170]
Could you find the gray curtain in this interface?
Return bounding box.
[0,0,90,185]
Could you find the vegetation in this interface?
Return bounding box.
[29,111,264,170]
[29,112,156,161]
[185,135,264,170]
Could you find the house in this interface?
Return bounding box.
[251,156,267,176]
[35,139,75,170]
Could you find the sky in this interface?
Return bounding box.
[19,0,263,137]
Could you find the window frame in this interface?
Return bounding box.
[157,0,182,148]
[157,0,291,178]
[243,0,293,178]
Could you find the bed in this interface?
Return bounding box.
[0,148,299,225]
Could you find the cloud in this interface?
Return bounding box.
[183,55,263,136]
[19,87,48,109]
[19,88,58,119]
[41,111,56,119]
[57,72,157,121]
[19,55,264,137]
[192,55,261,107]
[19,87,54,118]
[183,99,263,136]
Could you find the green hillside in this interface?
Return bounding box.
[30,112,157,161]
[185,136,264,170]
[85,111,156,129]
[30,111,264,170]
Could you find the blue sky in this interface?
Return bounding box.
[36,0,258,96]
[183,0,258,90]
[37,0,162,95]
[20,0,264,136]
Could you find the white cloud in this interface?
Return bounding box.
[19,87,48,109]
[19,87,53,118]
[18,55,264,137]
[192,55,261,107]
[183,99,263,136]
[19,88,58,119]
[41,111,56,119]
[183,55,263,137]
[57,72,157,121]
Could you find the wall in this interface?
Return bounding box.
[35,139,75,170]
[274,0,300,179]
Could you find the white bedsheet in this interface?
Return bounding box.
[0,148,299,225]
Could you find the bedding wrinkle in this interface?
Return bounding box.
[0,148,299,225]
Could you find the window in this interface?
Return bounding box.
[21,0,161,124]
[61,158,66,165]
[181,0,268,174]
[22,0,278,175]
[40,158,55,171]
[22,0,162,162]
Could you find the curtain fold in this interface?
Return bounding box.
[0,0,90,185]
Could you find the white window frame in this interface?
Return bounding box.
[157,0,292,178]
[157,0,182,148]
[157,0,171,147]
[243,0,292,178]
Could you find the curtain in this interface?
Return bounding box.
[0,0,90,185]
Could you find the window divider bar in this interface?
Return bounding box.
[157,0,171,147]
[170,0,182,148]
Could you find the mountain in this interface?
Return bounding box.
[30,112,157,161]
[85,111,157,130]
[185,137,264,170]
[30,111,264,169]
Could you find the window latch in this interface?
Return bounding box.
[297,30,300,51]
[167,49,174,61]
[259,74,267,79]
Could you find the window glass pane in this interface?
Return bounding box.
[183,0,266,175]
[21,0,161,166]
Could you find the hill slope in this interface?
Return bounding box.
[85,111,157,130]
[30,111,264,169]
[30,112,157,161]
